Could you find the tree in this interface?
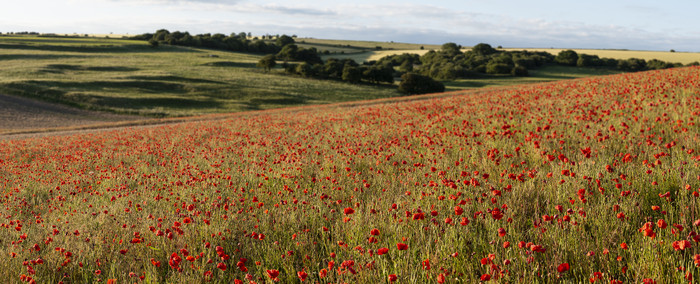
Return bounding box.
[399,60,413,72]
[441,43,461,56]
[472,43,497,56]
[276,35,295,47]
[342,66,362,83]
[257,55,277,72]
[576,54,601,67]
[485,62,511,74]
[276,44,299,61]
[617,58,646,72]
[555,50,578,66]
[296,63,315,77]
[511,65,528,76]
[323,59,344,78]
[398,73,445,95]
[153,29,170,41]
[148,39,159,48]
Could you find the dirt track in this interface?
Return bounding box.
[0,93,140,139]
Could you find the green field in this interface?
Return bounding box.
[0,35,400,117]
[1,35,694,118]
[444,64,624,90]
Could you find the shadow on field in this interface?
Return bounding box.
[41,64,140,73]
[0,80,221,111]
[0,54,90,61]
[203,61,257,68]
[0,43,199,53]
[244,93,309,110]
[93,96,221,110]
[125,75,224,84]
[19,80,189,94]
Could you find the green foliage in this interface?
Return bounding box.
[617,58,647,72]
[0,35,400,116]
[131,29,281,54]
[577,54,602,67]
[555,49,579,66]
[511,65,528,76]
[398,73,445,94]
[485,62,512,75]
[257,54,277,72]
[342,66,362,83]
[441,42,462,56]
[411,45,554,81]
[646,59,681,70]
[361,65,394,84]
[276,44,322,64]
[399,60,413,72]
[471,43,497,56]
[295,62,315,77]
[275,35,295,47]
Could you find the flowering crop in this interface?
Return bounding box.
[1,67,700,283]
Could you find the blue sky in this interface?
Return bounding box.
[2,0,698,51]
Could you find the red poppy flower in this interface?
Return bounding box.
[266,269,280,281]
[557,263,570,273]
[437,273,445,283]
[297,270,308,281]
[396,243,408,250]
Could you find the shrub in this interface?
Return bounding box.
[398,73,445,95]
[555,50,578,66]
[485,62,512,75]
[511,65,528,76]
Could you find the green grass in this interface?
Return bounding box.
[0,35,400,117]
[1,35,687,119]
[444,64,624,90]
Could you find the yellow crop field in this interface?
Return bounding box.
[324,45,700,65]
[503,48,700,64]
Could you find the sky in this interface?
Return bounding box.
[2,0,699,51]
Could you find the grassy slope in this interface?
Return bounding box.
[0,67,698,283]
[2,35,697,119]
[0,35,399,117]
[444,64,624,90]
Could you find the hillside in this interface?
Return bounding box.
[2,34,698,121]
[0,66,698,282]
[0,35,400,117]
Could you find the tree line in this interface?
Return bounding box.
[553,49,697,71]
[132,30,698,95]
[131,30,321,63]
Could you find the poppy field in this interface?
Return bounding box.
[1,66,700,283]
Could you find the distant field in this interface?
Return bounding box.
[327,47,700,65]
[299,38,441,63]
[299,38,440,51]
[3,35,696,119]
[0,35,400,117]
[321,49,431,63]
[503,48,700,65]
[444,64,623,90]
